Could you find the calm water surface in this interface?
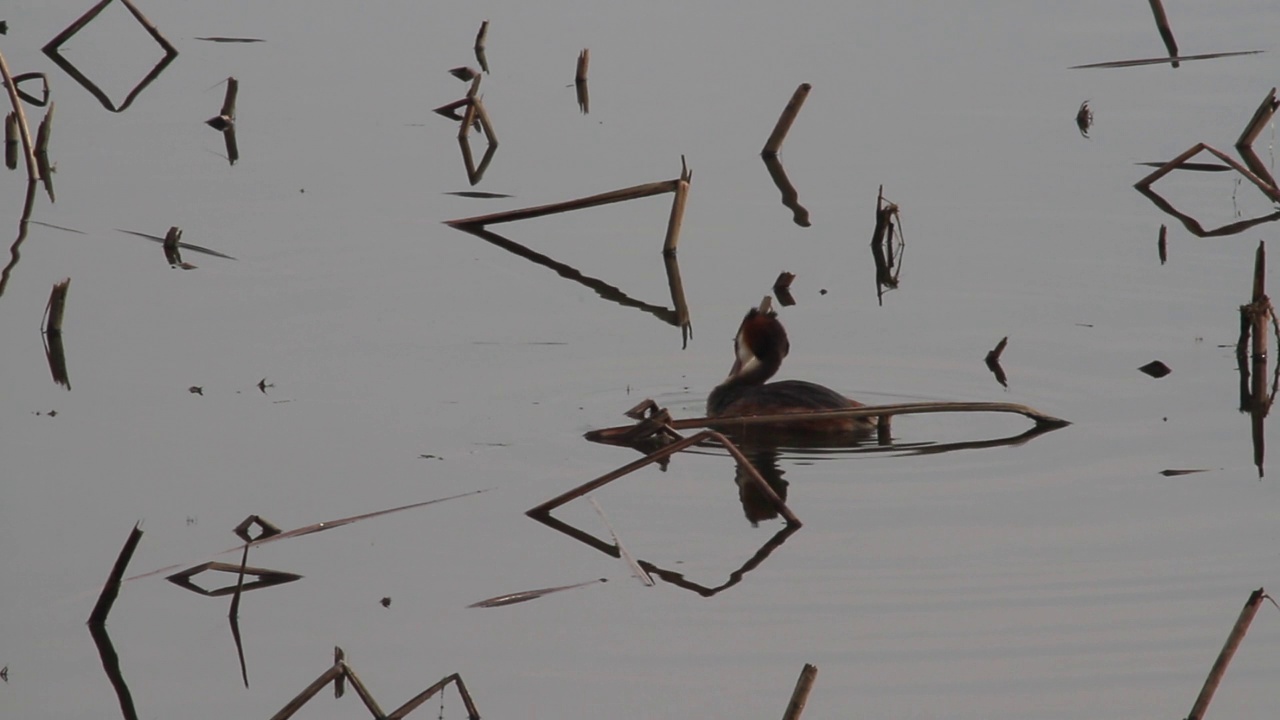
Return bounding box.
[2,1,1279,718]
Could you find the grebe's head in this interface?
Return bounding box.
[726,308,790,383]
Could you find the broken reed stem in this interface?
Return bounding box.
[1136,143,1280,204]
[44,277,70,336]
[268,663,345,720]
[89,523,143,626]
[388,674,481,720]
[0,46,39,181]
[1159,225,1168,264]
[576,48,589,83]
[340,662,387,718]
[474,20,489,53]
[662,170,690,254]
[1147,0,1179,61]
[1236,87,1277,150]
[447,178,679,226]
[334,647,346,698]
[782,663,819,720]
[762,83,811,156]
[1186,588,1269,720]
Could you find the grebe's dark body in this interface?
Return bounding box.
[707,308,873,435]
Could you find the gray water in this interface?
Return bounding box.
[3,1,1279,718]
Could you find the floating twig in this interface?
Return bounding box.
[195,36,265,43]
[467,577,607,608]
[1070,50,1262,70]
[782,663,818,720]
[116,228,237,260]
[762,83,811,156]
[1186,588,1274,720]
[89,523,143,626]
[447,177,680,227]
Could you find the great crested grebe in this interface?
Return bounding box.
[707,307,873,435]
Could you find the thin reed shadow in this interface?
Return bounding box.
[43,0,179,113]
[450,223,694,345]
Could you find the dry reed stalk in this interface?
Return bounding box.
[0,47,38,180]
[1135,143,1280,204]
[45,0,176,55]
[1186,588,1271,720]
[457,97,478,141]
[268,663,345,720]
[661,157,691,254]
[387,673,481,720]
[89,523,143,626]
[782,664,818,720]
[446,178,679,226]
[44,277,70,335]
[585,400,1069,444]
[1146,0,1179,64]
[762,83,811,156]
[576,48,589,83]
[340,662,386,718]
[1236,86,1278,150]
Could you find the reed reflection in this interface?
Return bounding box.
[43,0,178,114]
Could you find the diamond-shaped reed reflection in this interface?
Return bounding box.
[42,0,178,113]
[166,561,302,597]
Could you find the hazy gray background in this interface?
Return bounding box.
[2,1,1278,717]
